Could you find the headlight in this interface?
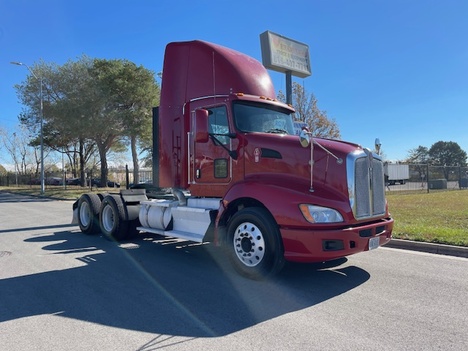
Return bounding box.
[299,204,344,224]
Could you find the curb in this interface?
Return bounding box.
[385,239,468,258]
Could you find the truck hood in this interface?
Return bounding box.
[241,133,359,197]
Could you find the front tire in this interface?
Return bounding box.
[99,195,129,241]
[226,207,284,279]
[77,193,102,234]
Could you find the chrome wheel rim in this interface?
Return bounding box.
[233,222,265,267]
[102,205,115,233]
[79,201,91,227]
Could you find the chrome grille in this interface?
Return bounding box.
[347,151,386,220]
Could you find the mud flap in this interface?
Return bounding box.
[71,201,78,225]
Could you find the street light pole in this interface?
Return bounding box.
[11,61,45,195]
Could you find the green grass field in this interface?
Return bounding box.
[0,186,93,200]
[2,186,467,247]
[387,191,468,247]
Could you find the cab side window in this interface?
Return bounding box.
[207,106,229,144]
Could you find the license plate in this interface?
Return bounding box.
[369,237,380,250]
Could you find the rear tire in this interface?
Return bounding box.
[226,207,285,280]
[77,193,102,234]
[99,195,129,241]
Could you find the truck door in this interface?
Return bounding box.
[192,105,233,185]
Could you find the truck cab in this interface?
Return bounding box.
[74,40,393,279]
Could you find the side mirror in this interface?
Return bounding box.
[299,128,310,148]
[375,138,381,155]
[195,109,209,143]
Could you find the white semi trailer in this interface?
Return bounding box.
[384,163,410,185]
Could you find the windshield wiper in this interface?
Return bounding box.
[266,128,288,134]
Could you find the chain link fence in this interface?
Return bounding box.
[1,165,467,194]
[385,164,468,193]
[0,172,66,188]
[0,168,153,190]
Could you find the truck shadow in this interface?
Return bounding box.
[1,229,370,337]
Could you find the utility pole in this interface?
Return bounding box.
[11,61,45,194]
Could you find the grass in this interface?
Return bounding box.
[2,186,467,247]
[387,191,468,247]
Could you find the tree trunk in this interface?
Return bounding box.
[131,135,139,184]
[33,148,40,177]
[97,141,108,187]
[79,138,86,186]
[66,152,75,178]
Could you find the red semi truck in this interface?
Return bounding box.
[73,40,393,279]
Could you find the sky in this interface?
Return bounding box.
[1,0,467,166]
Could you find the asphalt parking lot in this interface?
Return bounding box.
[1,192,467,351]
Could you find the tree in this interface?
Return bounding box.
[429,141,467,180]
[13,57,159,187]
[278,82,340,139]
[429,141,467,166]
[0,126,36,175]
[47,57,102,184]
[406,146,429,164]
[14,57,98,185]
[405,145,430,181]
[90,59,159,184]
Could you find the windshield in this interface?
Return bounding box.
[233,101,295,135]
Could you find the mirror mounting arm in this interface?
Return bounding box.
[209,134,238,160]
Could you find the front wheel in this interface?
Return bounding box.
[99,195,129,241]
[226,207,284,279]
